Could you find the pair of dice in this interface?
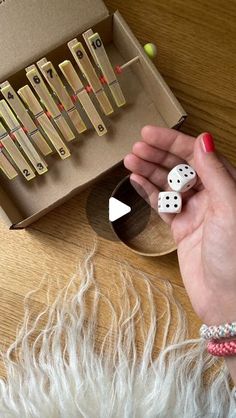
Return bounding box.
[158,164,197,214]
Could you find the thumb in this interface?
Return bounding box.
[194,133,236,199]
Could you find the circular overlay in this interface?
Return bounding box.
[86,171,151,242]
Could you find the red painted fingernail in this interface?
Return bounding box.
[201,133,215,153]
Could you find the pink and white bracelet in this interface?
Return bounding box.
[200,322,236,357]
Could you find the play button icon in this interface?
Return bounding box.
[109,197,131,222]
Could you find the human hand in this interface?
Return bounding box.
[124,126,236,326]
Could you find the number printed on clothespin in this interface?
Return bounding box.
[37,58,87,135]
[18,86,71,160]
[87,33,126,108]
[68,39,113,116]
[59,60,107,136]
[26,65,75,142]
[0,100,48,175]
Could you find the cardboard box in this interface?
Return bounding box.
[0,0,186,229]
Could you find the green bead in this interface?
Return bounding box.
[144,43,157,60]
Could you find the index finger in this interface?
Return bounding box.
[141,126,195,163]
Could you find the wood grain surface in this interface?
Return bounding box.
[0,0,236,378]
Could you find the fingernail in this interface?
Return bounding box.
[201,133,215,153]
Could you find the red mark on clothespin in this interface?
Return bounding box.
[46,111,52,119]
[22,126,28,134]
[100,76,107,85]
[86,85,93,93]
[115,65,122,75]
[58,103,64,112]
[71,95,78,104]
[10,133,16,141]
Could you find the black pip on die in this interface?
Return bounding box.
[168,164,197,192]
[158,192,182,214]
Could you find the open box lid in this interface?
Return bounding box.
[0,0,109,81]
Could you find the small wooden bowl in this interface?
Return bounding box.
[110,175,176,256]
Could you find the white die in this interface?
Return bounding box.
[168,164,197,192]
[158,192,182,214]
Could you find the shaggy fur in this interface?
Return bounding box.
[0,252,235,418]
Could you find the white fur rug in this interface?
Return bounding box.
[0,252,235,418]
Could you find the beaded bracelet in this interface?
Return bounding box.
[207,339,236,357]
[200,322,236,340]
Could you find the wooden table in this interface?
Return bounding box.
[0,0,235,377]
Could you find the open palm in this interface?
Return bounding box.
[124,126,236,326]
